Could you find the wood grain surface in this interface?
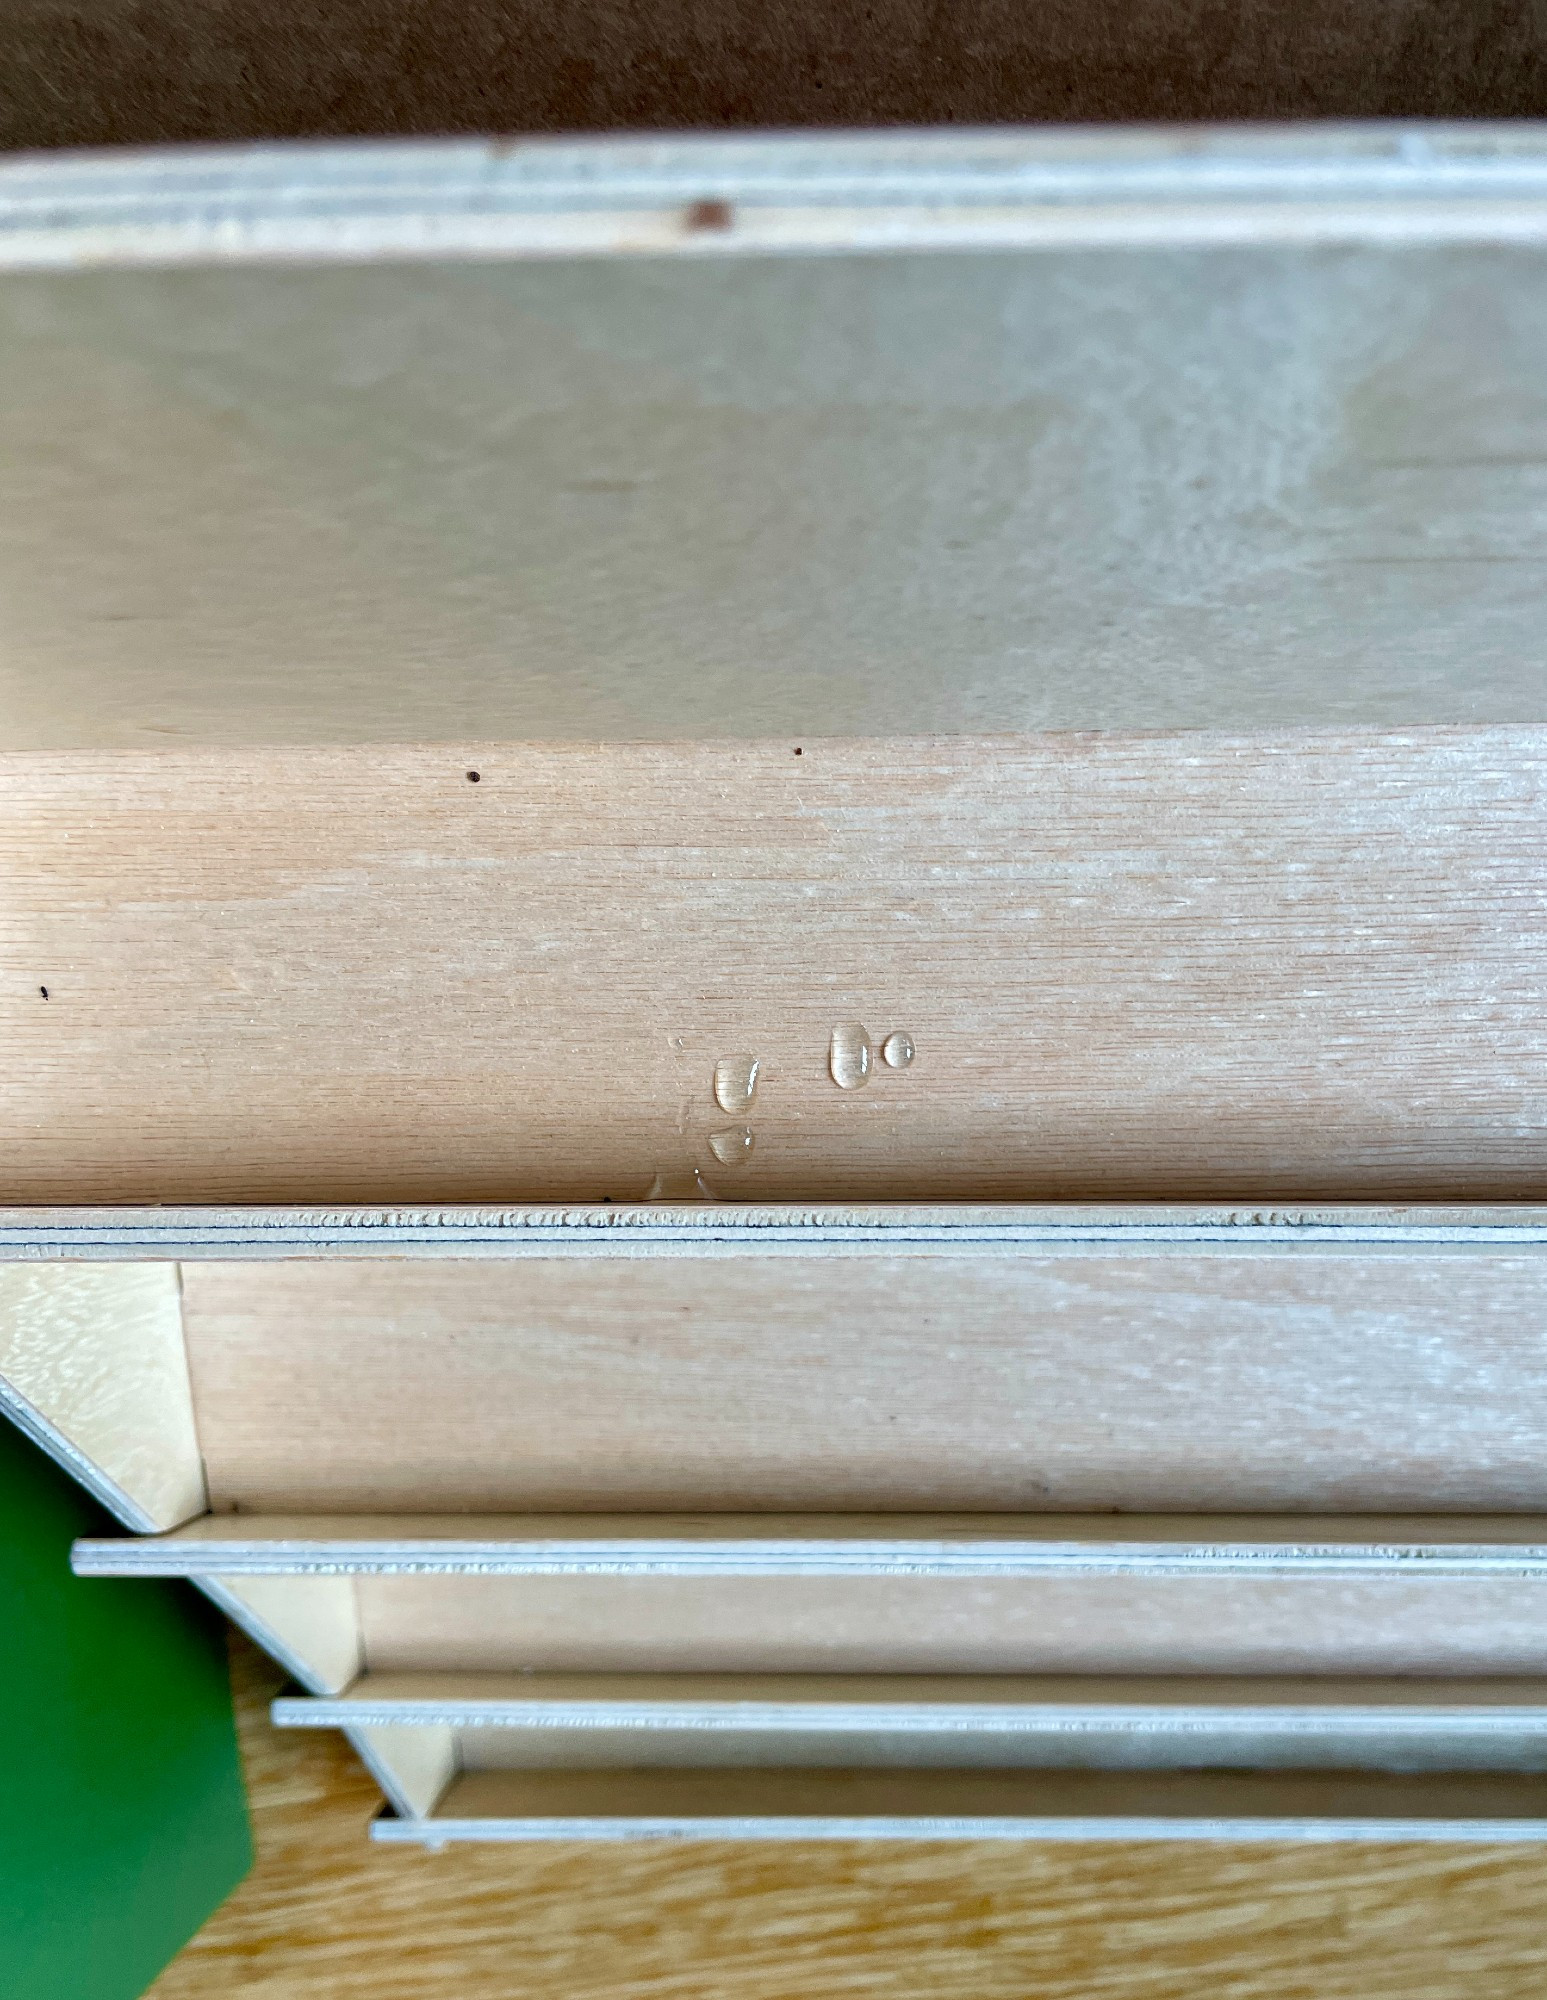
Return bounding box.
[10,734,1547,1206]
[9,735,1547,1206]
[146,1631,1547,1998]
[6,222,1547,757]
[349,1570,1547,1680]
[0,1261,203,1530]
[182,1252,1547,1514]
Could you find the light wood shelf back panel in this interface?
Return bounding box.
[345,1571,1547,1679]
[176,1250,1547,1514]
[7,732,1547,1205]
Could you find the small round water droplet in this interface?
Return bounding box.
[829,1022,872,1090]
[707,1126,755,1166]
[881,1031,915,1070]
[713,1052,759,1115]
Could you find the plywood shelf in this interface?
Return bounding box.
[372,1766,1547,1846]
[7,120,1547,1851]
[73,1511,1547,1579]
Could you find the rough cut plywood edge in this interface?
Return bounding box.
[373,1809,1547,1846]
[8,1205,1547,1262]
[272,1679,1547,1737]
[370,1766,1547,1845]
[5,124,1547,270]
[70,1514,1547,1579]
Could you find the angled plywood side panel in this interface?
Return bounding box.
[0,1262,361,1695]
[6,734,1547,1205]
[344,1723,458,1820]
[2,132,1547,752]
[0,1264,204,1531]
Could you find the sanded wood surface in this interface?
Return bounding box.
[5,198,1547,750]
[199,1574,363,1695]
[0,1261,203,1530]
[351,1570,1547,1678]
[9,734,1546,1206]
[146,1632,1547,1997]
[181,1251,1547,1514]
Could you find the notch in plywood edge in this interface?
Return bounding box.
[369,1767,1547,1845]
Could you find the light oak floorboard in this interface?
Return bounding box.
[148,1633,1547,2000]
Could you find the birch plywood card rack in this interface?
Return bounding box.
[5,121,1547,1844]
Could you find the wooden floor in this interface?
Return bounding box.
[147,1633,1547,1999]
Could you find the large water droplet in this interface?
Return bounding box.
[881,1031,915,1070]
[645,1167,720,1201]
[707,1126,755,1166]
[829,1022,872,1090]
[713,1052,760,1115]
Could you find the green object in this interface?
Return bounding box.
[0,1419,252,2000]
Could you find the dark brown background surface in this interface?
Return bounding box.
[4,1,1547,154]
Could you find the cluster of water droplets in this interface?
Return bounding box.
[646,1025,914,1199]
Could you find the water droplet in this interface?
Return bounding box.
[829,1022,872,1090]
[713,1052,759,1114]
[645,1167,720,1201]
[881,1031,915,1069]
[707,1126,755,1166]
